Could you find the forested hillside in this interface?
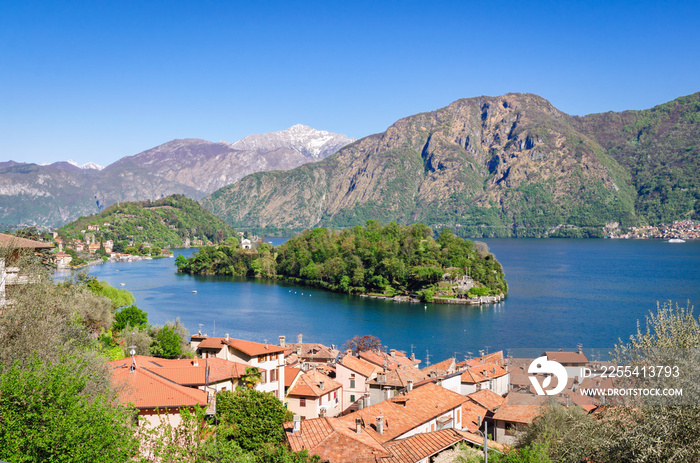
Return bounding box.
[58,195,237,248]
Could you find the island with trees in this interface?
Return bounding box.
[176,221,508,303]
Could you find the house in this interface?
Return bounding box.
[459,363,510,396]
[87,224,100,231]
[286,369,343,419]
[284,383,482,463]
[241,238,252,249]
[109,355,251,399]
[421,357,457,377]
[335,355,381,413]
[54,252,72,268]
[108,357,208,428]
[283,334,339,370]
[88,243,100,254]
[544,349,589,381]
[190,333,286,399]
[491,404,542,445]
[366,364,428,405]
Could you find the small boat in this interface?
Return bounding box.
[119,283,126,286]
[192,290,197,293]
[668,238,686,243]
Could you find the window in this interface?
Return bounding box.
[349,379,356,389]
[350,394,356,403]
[334,391,337,399]
[300,398,306,407]
[505,422,518,436]
[270,369,277,382]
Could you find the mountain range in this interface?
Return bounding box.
[0,125,354,229]
[201,92,700,237]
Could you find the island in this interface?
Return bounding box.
[175,220,508,303]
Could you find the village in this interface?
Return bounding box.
[605,219,700,240]
[109,329,612,463]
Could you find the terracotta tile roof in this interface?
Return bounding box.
[461,401,488,429]
[466,389,505,411]
[461,363,508,384]
[457,351,504,368]
[544,351,588,364]
[193,336,287,356]
[285,367,303,388]
[288,369,342,398]
[421,357,456,376]
[225,337,287,356]
[339,355,380,379]
[284,417,389,462]
[492,404,542,424]
[0,233,53,249]
[367,365,428,389]
[381,428,469,463]
[359,350,418,370]
[110,355,249,386]
[109,362,207,409]
[341,383,467,443]
[286,343,339,361]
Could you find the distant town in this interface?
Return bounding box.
[606,219,699,240]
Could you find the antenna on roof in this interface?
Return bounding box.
[198,323,203,335]
[425,350,430,367]
[128,345,137,373]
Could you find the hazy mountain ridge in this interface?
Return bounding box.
[0,126,353,228]
[202,93,697,237]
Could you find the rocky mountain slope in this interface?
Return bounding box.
[202,93,698,237]
[0,125,352,229]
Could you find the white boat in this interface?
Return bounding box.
[119,283,126,286]
[668,238,686,243]
[192,290,197,293]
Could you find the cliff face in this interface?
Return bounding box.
[203,93,640,237]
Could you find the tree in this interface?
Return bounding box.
[216,388,293,452]
[150,325,183,359]
[0,355,138,462]
[343,335,382,355]
[240,366,263,388]
[113,305,148,332]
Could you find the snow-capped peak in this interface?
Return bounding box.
[231,125,354,159]
[67,160,104,170]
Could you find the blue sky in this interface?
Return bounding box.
[1,1,698,166]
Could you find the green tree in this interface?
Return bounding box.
[113,305,148,332]
[150,325,184,359]
[216,388,293,452]
[0,355,138,462]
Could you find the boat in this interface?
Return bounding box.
[668,238,686,243]
[192,290,197,293]
[119,283,126,286]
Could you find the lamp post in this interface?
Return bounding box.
[464,422,488,463]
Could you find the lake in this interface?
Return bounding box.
[57,239,700,363]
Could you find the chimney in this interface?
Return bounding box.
[319,380,325,391]
[279,335,286,347]
[410,352,416,361]
[566,396,570,407]
[296,345,302,356]
[390,350,396,358]
[407,380,413,391]
[298,333,303,344]
[377,372,386,383]
[193,360,199,367]
[492,367,496,375]
[293,415,301,433]
[225,333,230,341]
[355,418,362,434]
[376,416,384,435]
[477,415,482,427]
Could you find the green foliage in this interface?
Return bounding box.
[57,194,237,249]
[82,275,135,309]
[113,305,148,332]
[0,355,138,462]
[240,366,264,388]
[216,388,293,452]
[150,325,184,359]
[178,222,508,301]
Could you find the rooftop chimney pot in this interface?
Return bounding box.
[298,333,303,344]
[376,416,384,435]
[279,335,286,348]
[355,418,362,434]
[225,333,230,341]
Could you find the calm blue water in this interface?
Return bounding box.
[56,239,700,363]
